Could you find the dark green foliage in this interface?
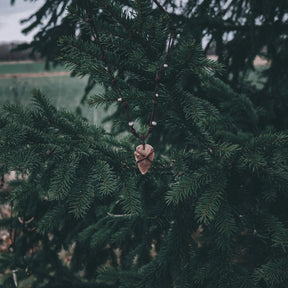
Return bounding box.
[14,0,288,127]
[1,1,288,287]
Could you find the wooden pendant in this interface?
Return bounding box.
[134,144,154,175]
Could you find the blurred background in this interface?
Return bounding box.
[0,0,108,126]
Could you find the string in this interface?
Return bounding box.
[86,1,175,145]
[136,148,154,163]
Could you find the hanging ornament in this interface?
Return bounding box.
[134,144,155,175]
[87,1,175,174]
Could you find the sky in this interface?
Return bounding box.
[0,0,45,43]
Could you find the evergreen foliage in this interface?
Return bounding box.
[1,1,288,287]
[14,0,288,119]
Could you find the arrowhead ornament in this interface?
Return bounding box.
[134,144,154,175]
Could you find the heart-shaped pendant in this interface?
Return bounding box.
[134,144,154,175]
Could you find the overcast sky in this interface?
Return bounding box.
[0,0,45,43]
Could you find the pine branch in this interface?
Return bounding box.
[166,168,212,205]
[253,258,288,286]
[195,177,226,225]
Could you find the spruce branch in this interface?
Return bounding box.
[253,258,288,285]
[195,177,226,225]
[165,168,211,205]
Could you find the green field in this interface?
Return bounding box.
[0,61,66,74]
[0,62,113,128]
[0,61,265,129]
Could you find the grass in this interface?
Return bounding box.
[0,62,113,128]
[0,61,66,74]
[0,61,267,129]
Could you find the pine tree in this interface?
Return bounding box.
[1,1,288,287]
[13,0,288,116]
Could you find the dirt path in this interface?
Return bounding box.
[0,71,70,79]
[0,60,37,65]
